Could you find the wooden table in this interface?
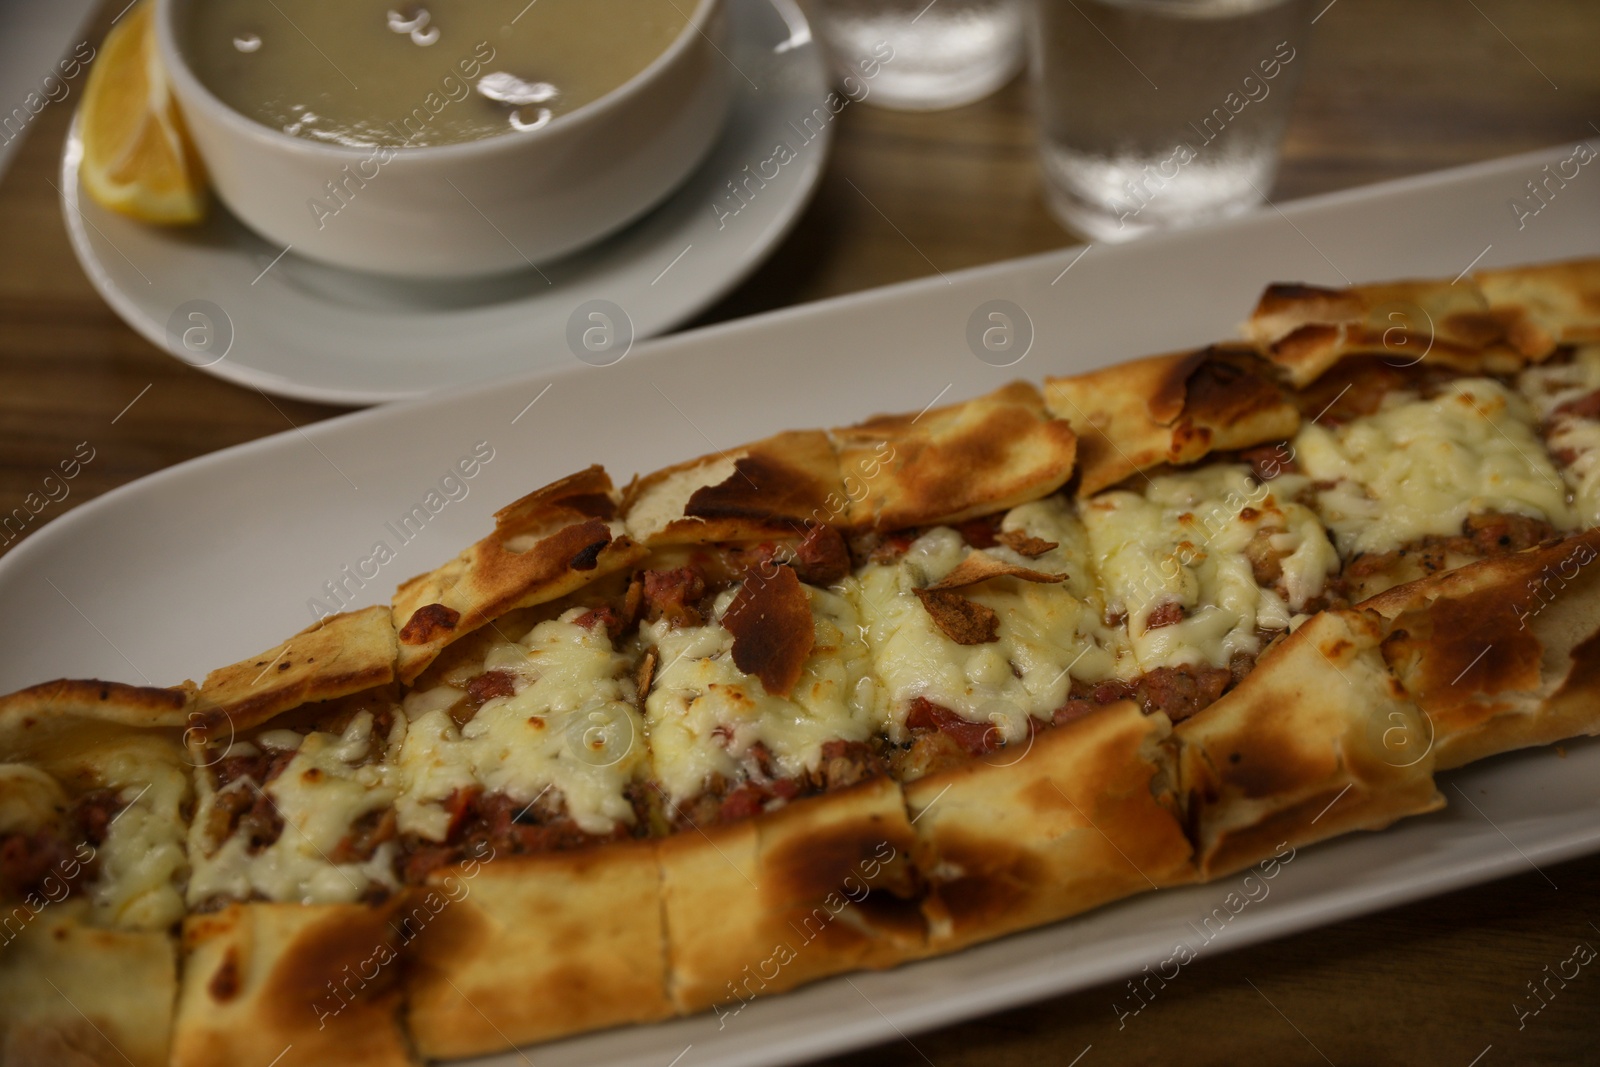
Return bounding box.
[2,0,1598,1063]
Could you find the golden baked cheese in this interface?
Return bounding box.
[1081,463,1338,672]
[395,608,647,839]
[89,753,189,931]
[187,711,401,907]
[641,583,876,805]
[1293,377,1575,556]
[852,496,1130,743]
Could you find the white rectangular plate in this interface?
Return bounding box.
[3,144,1598,1067]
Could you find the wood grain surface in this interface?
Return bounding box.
[2,0,1598,1063]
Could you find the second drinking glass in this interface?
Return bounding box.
[1032,0,1312,241]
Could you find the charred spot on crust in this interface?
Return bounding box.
[685,453,823,526]
[1416,585,1543,697]
[399,604,461,646]
[1168,419,1214,454]
[893,405,1037,511]
[1552,627,1600,704]
[723,565,815,697]
[566,522,614,571]
[208,947,242,1002]
[1182,350,1291,432]
[262,903,406,1031]
[491,466,616,534]
[1149,348,1212,424]
[763,805,917,910]
[1215,713,1324,800]
[482,517,617,598]
[848,386,1075,532]
[922,828,1046,934]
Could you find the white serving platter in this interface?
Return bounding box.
[5,142,1599,1067]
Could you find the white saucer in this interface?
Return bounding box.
[60,0,829,405]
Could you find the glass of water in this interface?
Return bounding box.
[1031,0,1312,241]
[804,0,1028,110]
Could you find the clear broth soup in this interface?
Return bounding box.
[182,0,693,147]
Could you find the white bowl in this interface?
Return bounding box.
[154,0,730,278]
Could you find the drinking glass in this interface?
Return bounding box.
[804,0,1027,110]
[1031,0,1312,241]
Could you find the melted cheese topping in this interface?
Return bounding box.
[88,749,190,931]
[851,496,1128,742]
[1082,463,1339,671]
[394,609,646,838]
[642,583,875,804]
[1294,377,1575,556]
[1519,345,1600,527]
[0,764,66,835]
[187,712,402,907]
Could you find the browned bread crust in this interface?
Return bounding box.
[908,700,1194,954]
[392,465,647,683]
[1363,528,1600,769]
[404,842,671,1059]
[621,429,847,545]
[0,903,176,1067]
[0,678,194,733]
[1045,346,1299,496]
[833,381,1077,530]
[660,776,923,1015]
[1243,257,1600,389]
[192,606,395,738]
[173,901,416,1067]
[1174,609,1443,880]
